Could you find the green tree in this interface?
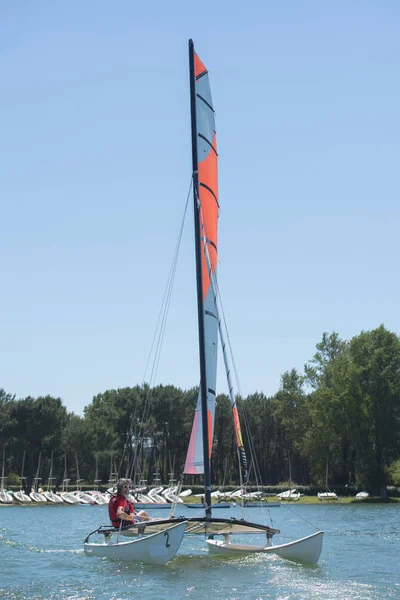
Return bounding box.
[347,325,400,500]
[0,389,17,448]
[302,333,351,486]
[274,369,308,484]
[8,395,68,492]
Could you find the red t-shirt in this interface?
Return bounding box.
[108,495,135,527]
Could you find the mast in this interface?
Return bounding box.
[1,448,5,490]
[189,38,212,516]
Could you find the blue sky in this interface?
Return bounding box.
[2,1,399,415]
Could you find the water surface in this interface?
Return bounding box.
[1,502,399,599]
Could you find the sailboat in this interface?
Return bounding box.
[29,452,47,503]
[317,456,338,501]
[71,454,93,504]
[89,455,110,505]
[118,40,322,564]
[59,454,80,504]
[84,40,323,565]
[277,454,301,501]
[43,451,63,503]
[12,451,32,503]
[0,449,13,504]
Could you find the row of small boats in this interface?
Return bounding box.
[278,488,370,501]
[0,489,111,505]
[0,485,194,507]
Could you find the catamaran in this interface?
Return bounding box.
[84,40,323,566]
[119,40,322,563]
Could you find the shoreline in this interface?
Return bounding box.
[1,495,399,506]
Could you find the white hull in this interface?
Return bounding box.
[60,493,81,504]
[93,493,109,505]
[317,492,337,501]
[44,491,64,503]
[30,491,47,503]
[356,491,370,499]
[277,489,301,501]
[84,521,187,565]
[13,491,32,503]
[147,489,167,503]
[72,491,93,504]
[207,531,324,564]
[164,492,184,503]
[0,490,13,504]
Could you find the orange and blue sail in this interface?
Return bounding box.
[184,48,219,475]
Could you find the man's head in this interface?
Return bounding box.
[117,480,130,497]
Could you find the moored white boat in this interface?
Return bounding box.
[317,492,338,501]
[164,490,184,503]
[91,492,110,505]
[148,487,167,503]
[84,521,187,565]
[71,491,93,504]
[60,492,81,504]
[0,490,13,504]
[13,490,32,503]
[44,451,63,503]
[60,457,80,504]
[30,453,47,503]
[29,491,47,503]
[44,490,63,503]
[14,451,31,502]
[317,457,337,501]
[0,449,13,504]
[277,489,301,501]
[356,491,370,499]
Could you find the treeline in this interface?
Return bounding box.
[1,325,400,499]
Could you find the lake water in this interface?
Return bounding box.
[1,502,399,599]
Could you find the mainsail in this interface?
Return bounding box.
[184,42,219,479]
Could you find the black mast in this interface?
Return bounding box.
[188,38,212,517]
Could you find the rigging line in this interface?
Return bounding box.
[195,189,272,521]
[123,179,193,484]
[197,204,249,498]
[216,282,265,489]
[143,177,192,388]
[198,201,272,517]
[137,178,191,426]
[143,183,192,476]
[240,398,263,484]
[119,401,142,478]
[130,182,191,475]
[279,502,322,531]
